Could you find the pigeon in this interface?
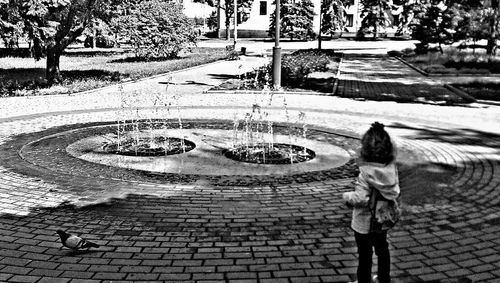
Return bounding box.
[56,230,100,250]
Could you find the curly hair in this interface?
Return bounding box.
[360,122,395,164]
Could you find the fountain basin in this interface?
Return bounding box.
[67,128,351,176]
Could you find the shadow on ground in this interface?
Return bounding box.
[335,78,473,105]
[391,122,500,208]
[0,68,123,84]
[336,54,476,105]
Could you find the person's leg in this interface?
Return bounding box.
[373,231,391,283]
[354,231,373,283]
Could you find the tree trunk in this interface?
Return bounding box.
[487,0,499,55]
[46,47,62,84]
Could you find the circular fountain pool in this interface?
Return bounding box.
[18,120,360,185]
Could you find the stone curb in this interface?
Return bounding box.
[331,52,344,96]
[394,56,429,76]
[443,84,477,103]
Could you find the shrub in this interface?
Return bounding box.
[112,1,196,59]
[237,49,339,91]
[401,48,415,56]
[423,64,458,74]
[281,54,329,88]
[95,35,116,48]
[0,80,43,97]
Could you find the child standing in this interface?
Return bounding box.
[343,122,400,283]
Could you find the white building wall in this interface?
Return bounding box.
[216,0,382,38]
[182,0,215,18]
[238,0,272,31]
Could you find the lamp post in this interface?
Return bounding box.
[233,0,238,48]
[318,0,322,49]
[272,0,281,88]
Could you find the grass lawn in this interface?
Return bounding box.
[452,81,500,102]
[0,46,229,96]
[401,47,500,75]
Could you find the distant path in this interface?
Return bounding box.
[336,54,465,104]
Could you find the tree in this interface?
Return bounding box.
[110,0,196,59]
[451,1,488,50]
[358,0,392,38]
[207,10,218,30]
[0,0,24,48]
[392,0,419,36]
[321,0,347,38]
[0,0,109,83]
[486,0,499,55]
[410,0,463,53]
[269,0,316,41]
[193,0,252,40]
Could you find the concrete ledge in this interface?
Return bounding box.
[443,84,476,103]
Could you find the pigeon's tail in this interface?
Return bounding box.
[81,240,100,249]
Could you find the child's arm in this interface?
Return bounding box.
[342,172,370,208]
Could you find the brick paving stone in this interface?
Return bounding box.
[59,271,94,279]
[1,266,33,275]
[445,269,473,277]
[418,273,449,281]
[457,258,483,268]
[192,273,225,280]
[468,272,496,281]
[125,272,160,281]
[226,272,258,279]
[217,265,248,273]
[37,277,71,283]
[7,275,40,283]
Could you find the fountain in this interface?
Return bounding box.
[104,80,195,157]
[224,89,315,165]
[18,68,357,185]
[101,70,317,166]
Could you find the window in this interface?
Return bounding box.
[260,1,267,15]
[346,14,354,27]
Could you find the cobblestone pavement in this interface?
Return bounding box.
[0,48,500,283]
[336,54,467,104]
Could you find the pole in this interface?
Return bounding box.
[272,0,281,88]
[234,0,238,49]
[318,0,322,49]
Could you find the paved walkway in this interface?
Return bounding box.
[0,45,499,283]
[336,54,467,104]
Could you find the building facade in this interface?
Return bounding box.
[216,0,364,38]
[215,0,406,38]
[180,0,403,38]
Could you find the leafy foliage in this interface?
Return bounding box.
[393,1,418,36]
[358,0,392,38]
[411,1,464,53]
[0,0,107,82]
[281,49,335,87]
[321,0,346,37]
[207,11,218,30]
[194,0,253,39]
[269,0,316,41]
[110,1,197,59]
[0,0,24,48]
